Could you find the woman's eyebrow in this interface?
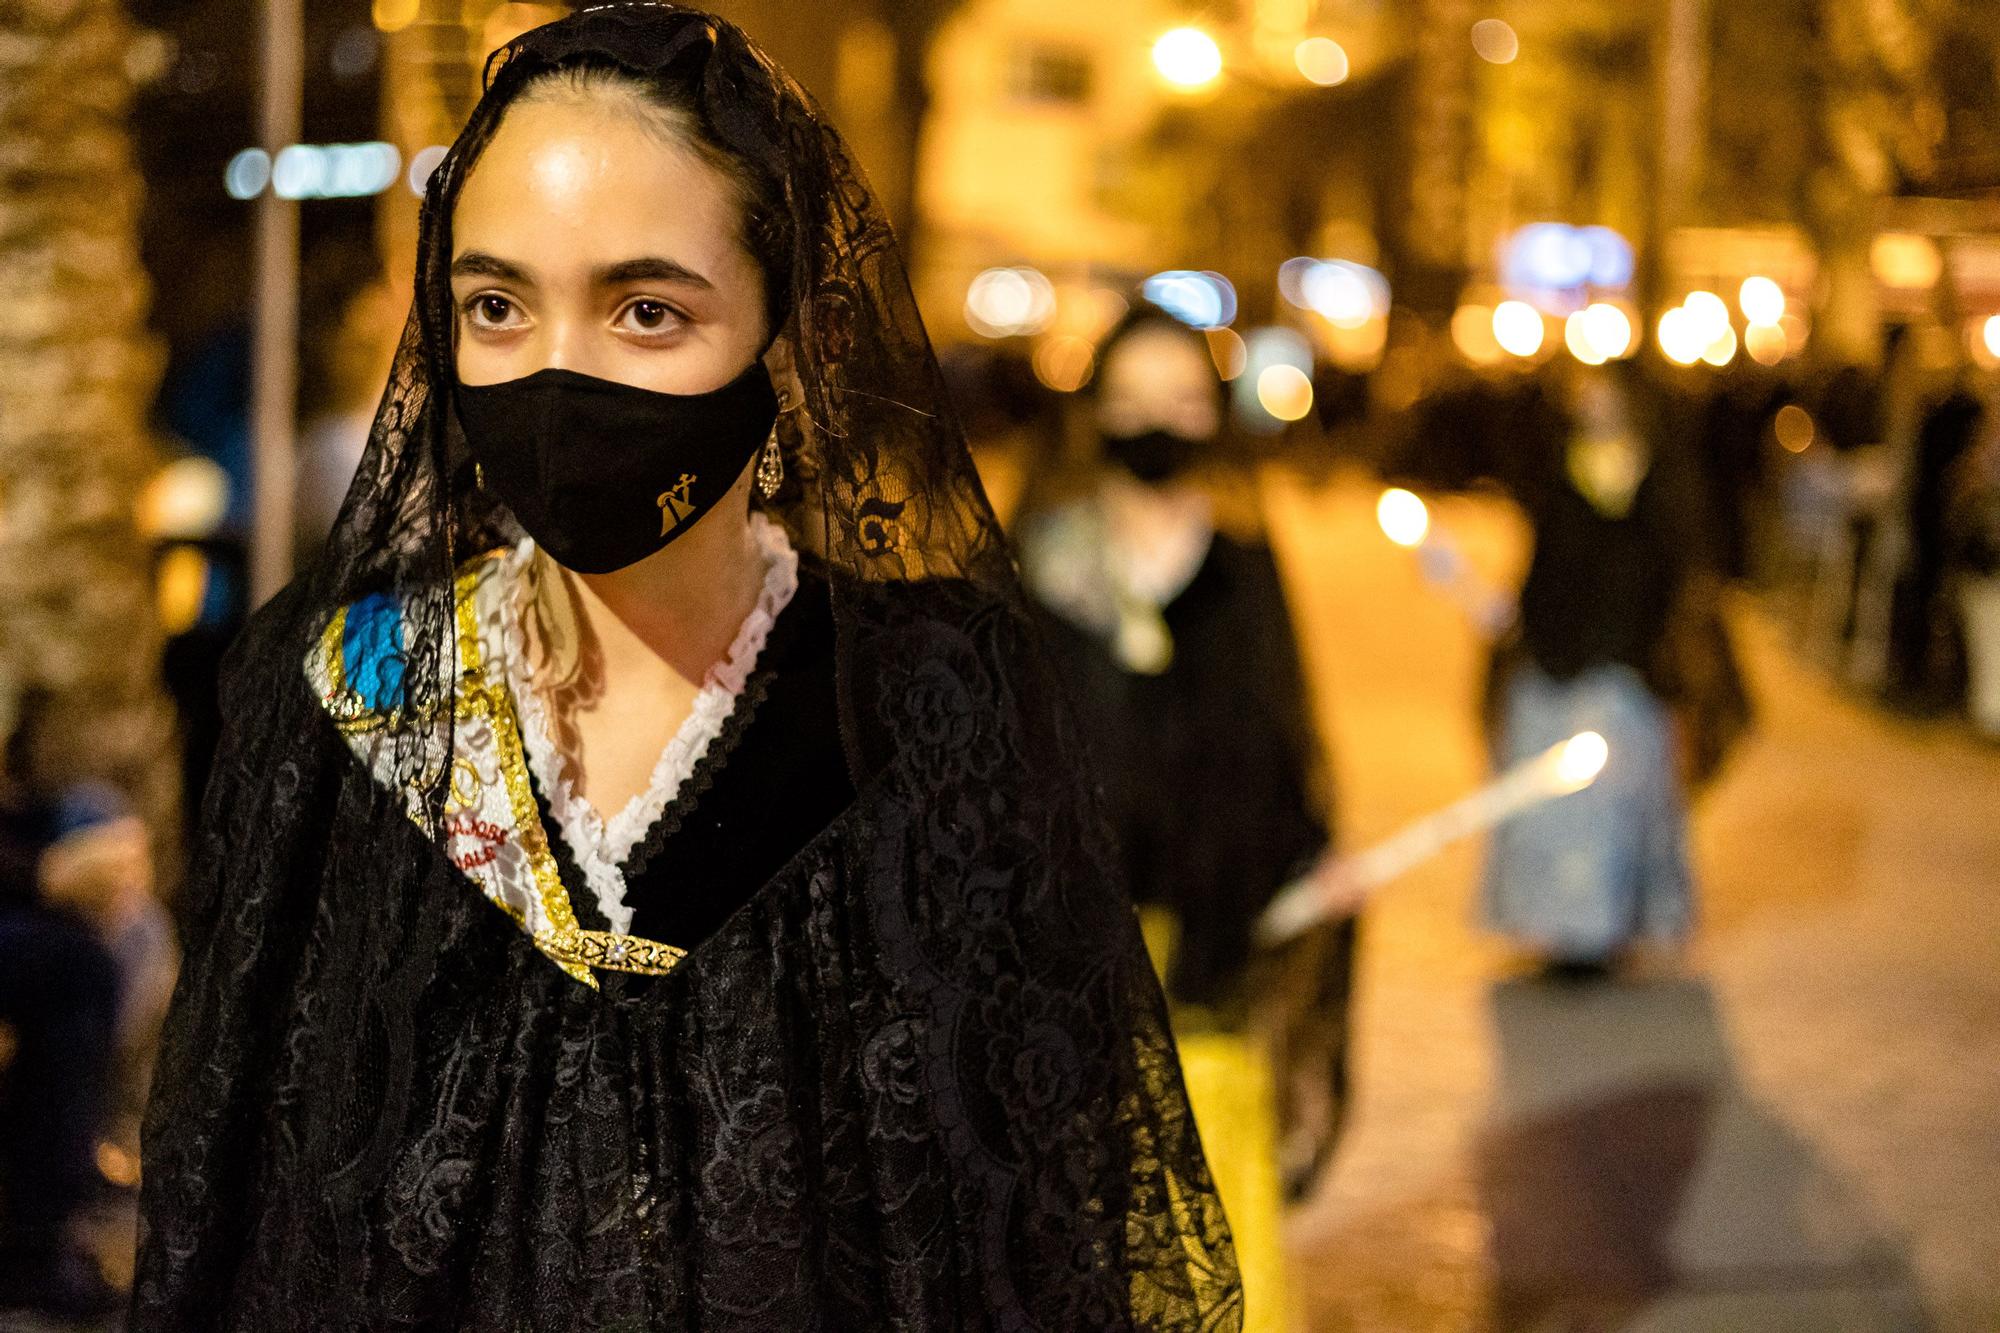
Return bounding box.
[595,256,713,289]
[451,250,534,284]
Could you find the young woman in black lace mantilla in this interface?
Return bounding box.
[132,7,1238,1329]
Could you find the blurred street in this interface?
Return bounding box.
[6,0,2000,1324]
[1264,468,2000,1331]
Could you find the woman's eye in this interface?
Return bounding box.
[618,299,684,336]
[464,294,519,328]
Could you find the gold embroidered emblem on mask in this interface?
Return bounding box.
[656,473,697,534]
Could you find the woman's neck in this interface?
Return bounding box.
[541,484,766,687]
[1099,472,1210,545]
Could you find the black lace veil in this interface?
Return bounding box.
[139,5,1239,1327]
[314,2,1022,816]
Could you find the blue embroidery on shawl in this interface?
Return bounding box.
[340,591,407,714]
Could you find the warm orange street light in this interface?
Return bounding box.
[1153,26,1223,90]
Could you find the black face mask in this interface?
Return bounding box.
[454,361,779,574]
[1102,428,1206,484]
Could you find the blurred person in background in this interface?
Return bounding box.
[139,451,242,856]
[1017,302,1351,1322]
[1700,362,1787,583]
[1478,361,1749,980]
[0,698,137,1322]
[1949,381,2000,737]
[133,8,1234,1328]
[1890,363,1986,708]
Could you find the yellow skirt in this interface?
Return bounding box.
[1142,909,1290,1332]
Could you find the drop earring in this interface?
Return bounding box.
[755,428,783,499]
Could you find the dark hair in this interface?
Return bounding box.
[510,53,795,339]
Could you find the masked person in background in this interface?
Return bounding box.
[1481,361,1749,979]
[1018,303,1351,1328]
[134,8,1235,1329]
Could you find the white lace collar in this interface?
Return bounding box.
[491,512,800,936]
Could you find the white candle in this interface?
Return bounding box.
[1257,731,1609,946]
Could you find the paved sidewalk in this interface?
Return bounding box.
[1265,469,2000,1333]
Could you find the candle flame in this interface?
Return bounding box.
[1555,731,1609,791]
[1377,487,1430,548]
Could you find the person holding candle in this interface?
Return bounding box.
[1018,301,1353,1322]
[1478,360,1749,980]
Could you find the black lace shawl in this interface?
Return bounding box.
[131,6,1237,1328]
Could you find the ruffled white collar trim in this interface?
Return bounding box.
[491,512,799,935]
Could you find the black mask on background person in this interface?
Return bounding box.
[454,360,780,574]
[1102,428,1206,485]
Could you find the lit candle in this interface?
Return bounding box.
[1257,731,1609,945]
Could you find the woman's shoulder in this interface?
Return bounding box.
[299,547,510,731]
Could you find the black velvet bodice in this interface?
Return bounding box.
[532,563,855,948]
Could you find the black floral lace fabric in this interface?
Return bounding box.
[132,5,1237,1329]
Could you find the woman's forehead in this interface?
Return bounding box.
[1101,324,1213,389]
[452,99,745,277]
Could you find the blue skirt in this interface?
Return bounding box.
[1482,662,1694,960]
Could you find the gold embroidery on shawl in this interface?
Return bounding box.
[305,555,689,988]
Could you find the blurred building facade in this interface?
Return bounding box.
[901,0,2000,379]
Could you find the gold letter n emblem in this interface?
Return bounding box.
[656,473,697,534]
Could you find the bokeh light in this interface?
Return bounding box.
[1471,19,1519,64]
[1256,364,1315,421]
[125,30,177,85]
[1236,326,1315,433]
[1595,303,1636,359]
[1031,335,1095,393]
[97,1141,141,1191]
[224,148,270,200]
[1294,37,1349,86]
[1205,327,1248,381]
[1774,404,1816,454]
[156,547,210,638]
[1657,308,1705,366]
[1153,27,1223,90]
[1871,233,1944,290]
[1377,488,1430,549]
[1451,304,1504,364]
[1502,223,1632,297]
[407,144,449,195]
[329,26,379,80]
[1745,322,1789,366]
[965,266,1056,338]
[1985,315,2000,361]
[1739,275,1785,326]
[138,456,230,540]
[1564,311,1607,366]
[1492,300,1546,358]
[1572,302,1634,362]
[263,141,402,201]
[1142,270,1237,330]
[1701,324,1739,367]
[1293,259,1390,328]
[1681,290,1731,343]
